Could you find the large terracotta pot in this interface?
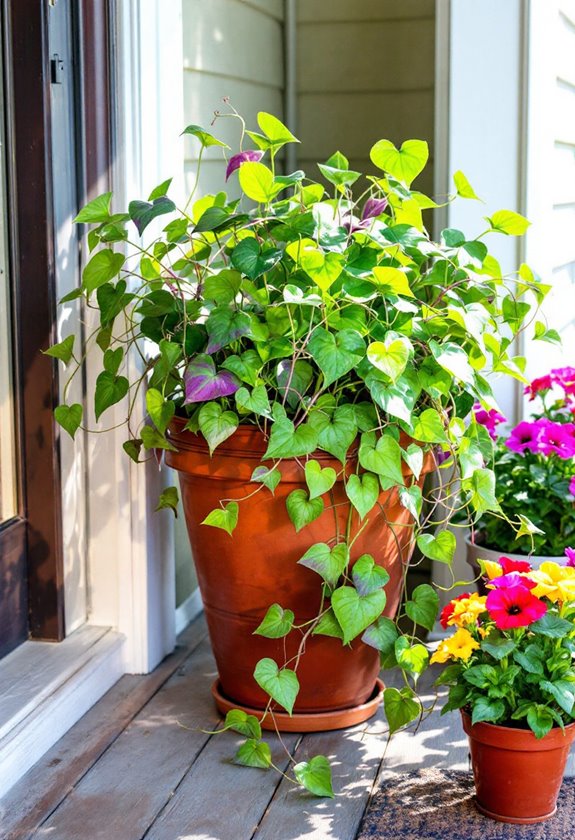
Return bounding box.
[166,419,433,723]
[461,710,575,823]
[466,535,564,596]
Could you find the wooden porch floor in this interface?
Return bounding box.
[0,615,470,840]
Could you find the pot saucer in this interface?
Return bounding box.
[211,677,384,733]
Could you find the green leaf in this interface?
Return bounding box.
[463,468,501,517]
[194,206,232,233]
[394,637,429,674]
[358,432,405,490]
[257,111,299,147]
[140,425,177,451]
[201,501,239,536]
[402,444,424,481]
[487,209,530,236]
[286,489,324,533]
[362,616,398,654]
[231,238,282,280]
[370,139,429,185]
[205,307,252,353]
[405,584,439,631]
[83,250,125,293]
[198,402,239,454]
[471,697,505,725]
[235,385,271,418]
[235,739,271,769]
[123,438,143,463]
[352,554,389,596]
[462,664,497,689]
[317,161,361,189]
[430,340,474,385]
[312,609,344,639]
[540,680,575,715]
[263,418,318,460]
[54,403,83,439]
[253,658,299,714]
[416,531,456,565]
[129,197,176,236]
[413,408,449,444]
[294,756,334,798]
[254,604,295,638]
[103,347,123,376]
[182,124,229,148]
[298,543,349,588]
[146,388,175,435]
[74,191,112,224]
[383,686,421,734]
[251,465,282,494]
[203,270,242,304]
[43,335,75,366]
[527,706,554,739]
[531,613,574,638]
[331,585,387,644]
[480,636,517,660]
[94,371,129,420]
[453,170,479,200]
[222,350,262,386]
[308,328,365,388]
[371,266,414,297]
[225,709,262,739]
[148,178,173,201]
[398,485,422,519]
[346,473,379,520]
[367,336,410,382]
[513,647,544,675]
[155,486,179,516]
[304,460,337,500]
[239,162,276,203]
[309,404,357,463]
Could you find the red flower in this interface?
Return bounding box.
[499,556,532,574]
[486,585,547,629]
[439,592,471,629]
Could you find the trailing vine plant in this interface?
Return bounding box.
[47,105,550,796]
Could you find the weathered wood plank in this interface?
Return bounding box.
[146,729,301,840]
[28,629,217,840]
[0,617,208,840]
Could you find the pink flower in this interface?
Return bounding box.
[488,572,536,590]
[486,585,547,629]
[565,547,575,568]
[537,419,575,459]
[524,375,553,400]
[500,556,532,574]
[569,476,575,497]
[473,403,506,441]
[225,150,264,180]
[506,421,541,454]
[551,367,575,396]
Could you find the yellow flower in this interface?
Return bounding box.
[448,593,487,627]
[482,559,503,580]
[430,628,480,664]
[527,562,575,602]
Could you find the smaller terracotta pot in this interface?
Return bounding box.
[461,710,575,823]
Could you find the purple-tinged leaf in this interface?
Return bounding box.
[184,354,240,403]
[361,197,388,221]
[205,308,252,354]
[225,150,265,181]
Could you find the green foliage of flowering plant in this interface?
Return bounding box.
[49,106,549,794]
[434,553,575,738]
[473,370,575,555]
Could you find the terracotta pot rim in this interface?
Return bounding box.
[461,708,575,748]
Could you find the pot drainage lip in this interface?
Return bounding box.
[211,677,384,733]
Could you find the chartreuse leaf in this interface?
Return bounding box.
[251,465,282,494]
[298,543,349,588]
[43,335,75,365]
[182,124,229,148]
[286,490,324,533]
[155,486,179,517]
[202,502,239,536]
[346,472,379,520]
[313,609,344,639]
[405,584,439,631]
[367,336,411,382]
[370,139,429,185]
[254,658,299,714]
[383,687,421,734]
[453,170,479,200]
[362,616,398,654]
[198,402,238,454]
[235,739,271,769]
[416,531,456,565]
[413,408,449,444]
[352,554,389,596]
[430,340,474,385]
[94,371,129,420]
[257,111,299,147]
[331,586,386,644]
[308,328,365,387]
[74,191,112,224]
[394,637,429,674]
[54,403,83,439]
[487,209,530,236]
[239,162,277,203]
[294,756,334,798]
[358,432,405,490]
[83,250,125,293]
[305,460,337,500]
[225,709,262,739]
[371,266,414,297]
[254,604,295,638]
[146,388,175,435]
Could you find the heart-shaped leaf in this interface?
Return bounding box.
[309,404,358,463]
[235,385,271,418]
[231,238,283,280]
[201,502,239,536]
[416,531,456,565]
[346,473,379,520]
[312,609,344,639]
[362,616,398,654]
[146,388,175,435]
[286,490,324,533]
[276,360,314,408]
[394,637,429,674]
[74,191,112,224]
[182,124,229,148]
[398,485,422,519]
[254,604,295,638]
[383,686,421,734]
[54,403,83,439]
[294,756,334,798]
[263,419,318,460]
[305,460,337,500]
[412,408,449,444]
[405,584,440,631]
[430,339,474,385]
[44,335,75,366]
[254,658,299,714]
[352,554,390,596]
[203,270,242,304]
[239,161,277,203]
[367,337,410,382]
[298,543,349,588]
[371,266,414,297]
[235,739,271,769]
[308,328,365,387]
[129,196,175,235]
[221,350,262,386]
[370,138,429,185]
[358,432,405,490]
[251,465,282,494]
[198,402,239,454]
[140,425,177,451]
[331,585,387,644]
[183,355,241,404]
[94,371,129,420]
[155,486,179,516]
[83,250,125,293]
[205,307,252,354]
[402,444,424,480]
[225,709,262,739]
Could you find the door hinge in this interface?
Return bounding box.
[51,54,64,85]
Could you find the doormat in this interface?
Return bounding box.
[357,768,574,840]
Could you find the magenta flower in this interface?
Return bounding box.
[506,421,541,454]
[551,367,575,396]
[473,403,506,441]
[569,476,575,497]
[225,150,264,180]
[488,572,536,590]
[537,419,575,459]
[361,197,388,221]
[524,375,553,400]
[486,585,547,629]
[565,547,575,568]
